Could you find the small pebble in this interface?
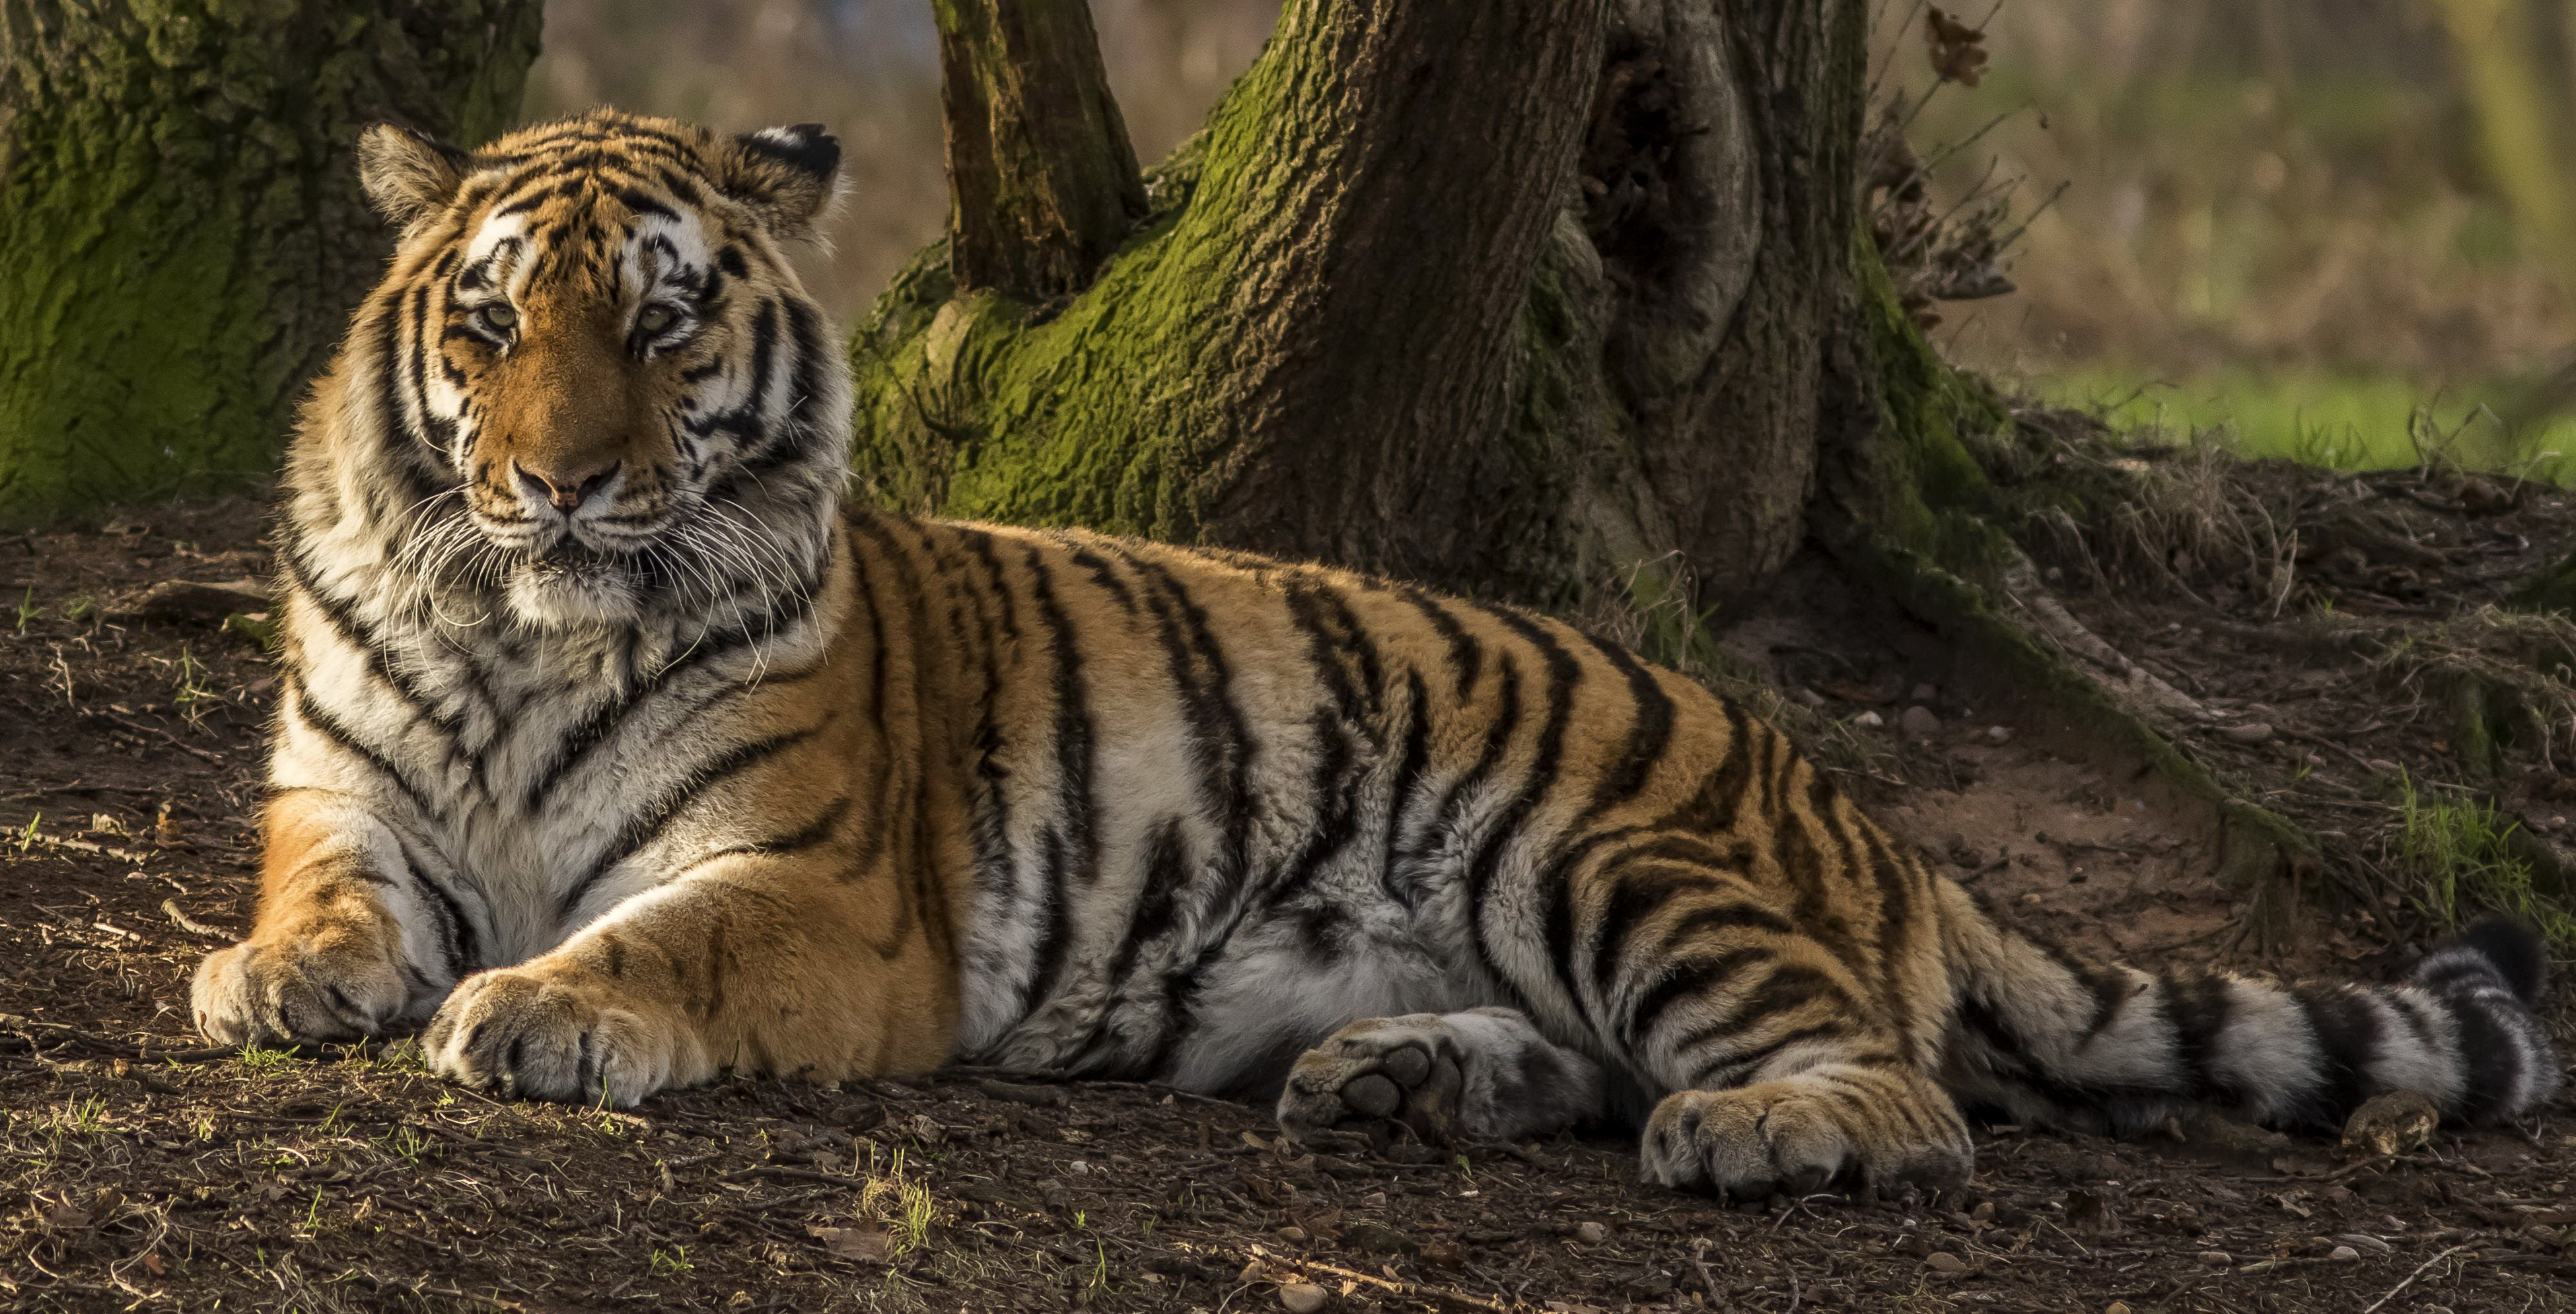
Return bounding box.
[2217,721,2273,743]
[1852,710,1884,729]
[1573,1221,1610,1245]
[1275,1226,1308,1243]
[2106,1304,2132,1314]
[1984,725,2013,744]
[1924,1252,1967,1275]
[1278,1282,1331,1313]
[1909,683,1938,703]
[1900,705,1941,738]
[2328,1245,2359,1262]
[2196,1250,2233,1267]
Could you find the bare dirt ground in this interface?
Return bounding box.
[4,489,2575,1312]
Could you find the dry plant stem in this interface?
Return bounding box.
[1999,553,2208,722]
[2357,1243,2476,1314]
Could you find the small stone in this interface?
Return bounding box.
[1900,705,1941,738]
[2336,1233,2393,1255]
[2328,1245,2359,1262]
[2196,1250,2233,1267]
[1909,683,1939,704]
[1852,710,1884,729]
[2106,1304,2132,1314]
[1573,1221,1610,1245]
[1345,1221,1418,1255]
[1278,1283,1331,1313]
[2217,721,2274,743]
[1984,725,2013,744]
[2341,1089,2439,1158]
[1275,1226,1308,1243]
[1067,1159,1091,1175]
[1924,1252,1967,1275]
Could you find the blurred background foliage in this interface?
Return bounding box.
[525,0,2576,481]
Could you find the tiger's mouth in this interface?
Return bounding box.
[505,538,646,628]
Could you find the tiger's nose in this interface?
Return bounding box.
[515,460,619,513]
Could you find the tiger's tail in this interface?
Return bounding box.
[1934,881,2560,1134]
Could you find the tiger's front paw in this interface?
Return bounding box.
[193,924,411,1047]
[1640,1077,1972,1200]
[423,967,674,1106]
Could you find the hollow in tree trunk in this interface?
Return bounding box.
[0,0,543,522]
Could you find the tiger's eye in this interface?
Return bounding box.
[478,304,517,333]
[637,305,678,335]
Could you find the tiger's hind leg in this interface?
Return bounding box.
[1598,848,1972,1198]
[1275,1008,1606,1146]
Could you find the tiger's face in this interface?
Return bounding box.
[351,110,847,628]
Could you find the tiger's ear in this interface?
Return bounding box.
[720,123,841,238]
[356,123,470,226]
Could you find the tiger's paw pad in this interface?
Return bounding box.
[192,929,410,1047]
[424,968,668,1107]
[1277,1016,1468,1147]
[1639,1083,1970,1201]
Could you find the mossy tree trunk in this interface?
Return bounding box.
[0,0,542,522]
[855,0,1867,607]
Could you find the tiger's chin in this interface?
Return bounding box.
[505,547,645,629]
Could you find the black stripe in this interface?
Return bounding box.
[1014,545,1096,1018]
[1667,964,1844,1075]
[2440,988,2521,1123]
[285,674,443,821]
[1377,670,1435,911]
[1623,946,1768,1045]
[1576,632,1675,814]
[556,723,824,917]
[2161,973,2241,1103]
[1395,585,1480,689]
[1460,608,1582,999]
[1693,1020,1849,1088]
[2290,983,2383,1124]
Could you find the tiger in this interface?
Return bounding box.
[191,108,2560,1198]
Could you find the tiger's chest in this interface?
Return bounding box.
[362,624,714,961]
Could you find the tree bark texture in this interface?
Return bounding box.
[935,0,1145,300]
[855,0,1865,609]
[0,0,542,522]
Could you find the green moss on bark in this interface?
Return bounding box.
[0,1,540,523]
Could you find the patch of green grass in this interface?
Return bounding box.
[52,1095,110,1136]
[2025,368,2576,483]
[238,1043,304,1072]
[647,1246,692,1277]
[171,644,216,726]
[857,1145,941,1257]
[2399,775,2576,957]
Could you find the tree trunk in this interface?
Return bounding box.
[854,0,1866,608]
[0,0,542,523]
[935,0,1145,300]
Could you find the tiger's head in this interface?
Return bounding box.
[322,110,851,629]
